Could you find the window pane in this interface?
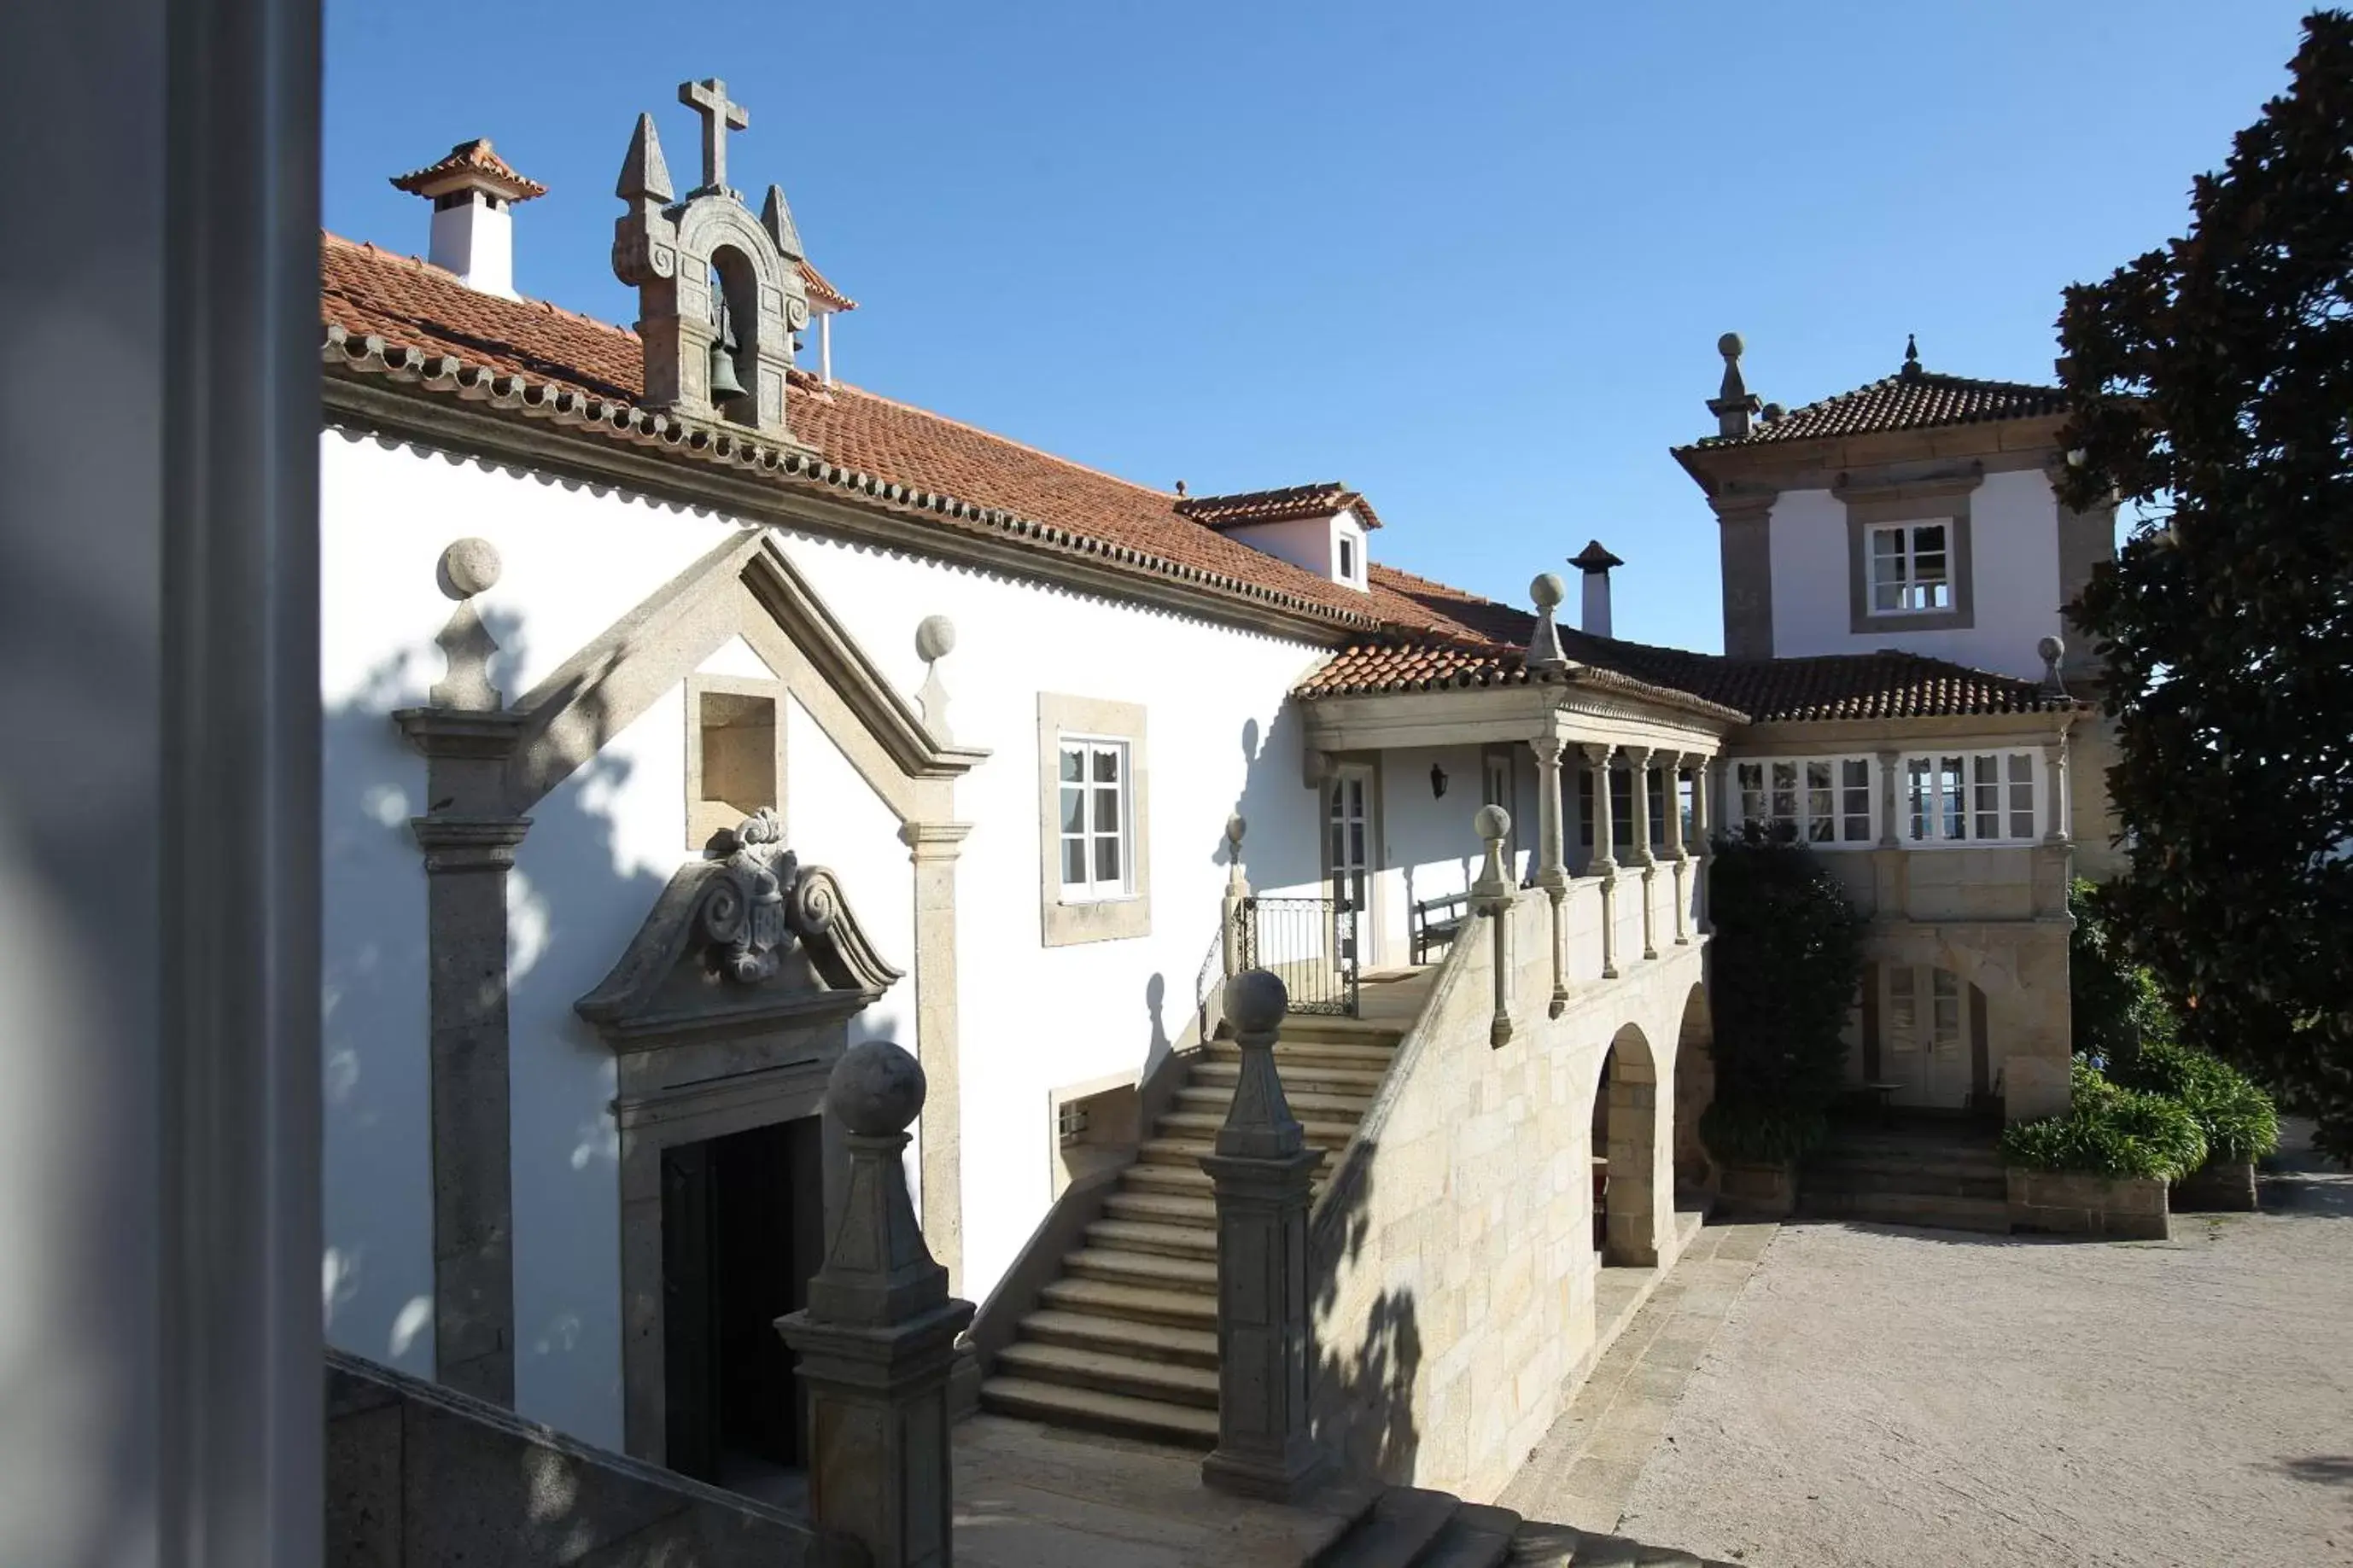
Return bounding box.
[1769,761,1796,827]
[1060,784,1085,835]
[1349,821,1364,865]
[1094,835,1121,883]
[1889,968,1917,1042]
[1805,761,1834,840]
[1872,529,1905,559]
[1094,786,1119,835]
[1972,755,2000,839]
[1061,839,1087,884]
[1092,746,1120,784]
[1913,523,1947,556]
[1940,757,1965,840]
[2009,754,2035,839]
[1842,759,1872,840]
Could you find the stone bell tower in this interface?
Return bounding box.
[613,77,814,451]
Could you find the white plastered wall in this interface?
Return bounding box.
[1766,469,2064,680]
[318,428,1334,1449]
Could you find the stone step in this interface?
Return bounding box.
[1119,1161,1330,1203]
[1813,1142,2002,1172]
[1269,1016,1410,1045]
[1206,1039,1398,1070]
[1417,1502,1521,1568]
[1062,1245,1218,1294]
[977,1375,1217,1448]
[992,1339,1221,1409]
[1157,1110,1363,1146]
[1801,1167,2009,1202]
[1190,1058,1389,1096]
[1102,1189,1218,1226]
[1037,1275,1216,1329]
[1017,1308,1218,1368]
[1174,1084,1377,1120]
[1796,1188,2011,1234]
[1083,1217,1216,1261]
[1315,1485,1461,1568]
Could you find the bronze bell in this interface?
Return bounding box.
[707,329,750,406]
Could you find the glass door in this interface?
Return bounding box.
[1328,767,1375,974]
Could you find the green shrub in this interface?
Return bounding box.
[2107,1038,2281,1164]
[2069,877,2175,1069]
[1701,826,1865,1165]
[1999,1082,2209,1181]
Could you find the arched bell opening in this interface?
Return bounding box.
[706,243,762,428]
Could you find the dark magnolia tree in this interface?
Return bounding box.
[2058,10,2353,1161]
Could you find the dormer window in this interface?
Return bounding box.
[1172,482,1383,595]
[1338,534,1358,583]
[1867,522,1952,615]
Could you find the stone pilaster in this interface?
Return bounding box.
[1583,743,1620,978]
[779,1042,972,1568]
[1667,753,1691,947]
[1200,971,1328,1501]
[394,538,529,1408]
[1529,737,1569,1017]
[900,819,971,1296]
[1626,746,1658,961]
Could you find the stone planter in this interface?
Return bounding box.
[2006,1168,2170,1239]
[2171,1159,2258,1213]
[1714,1159,1796,1220]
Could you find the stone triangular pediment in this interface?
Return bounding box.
[499,528,989,821]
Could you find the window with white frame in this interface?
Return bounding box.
[1057,737,1134,900]
[1866,521,1953,615]
[1731,756,1875,845]
[1337,534,1358,583]
[1904,750,2036,843]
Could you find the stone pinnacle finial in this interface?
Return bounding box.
[680,77,750,196]
[2038,634,2069,696]
[616,113,673,204]
[914,615,956,742]
[1708,331,1761,439]
[1213,971,1305,1162]
[761,184,804,261]
[429,539,504,711]
[1902,332,1923,379]
[1472,805,1513,904]
[1225,813,1249,893]
[1529,572,1568,670]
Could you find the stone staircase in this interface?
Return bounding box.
[978,1006,1412,1445]
[1796,1118,2011,1234]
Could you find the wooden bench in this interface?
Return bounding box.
[1411,891,1470,965]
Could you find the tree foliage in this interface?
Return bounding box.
[2057,11,2353,1162]
[1700,826,1865,1163]
[2066,878,2174,1070]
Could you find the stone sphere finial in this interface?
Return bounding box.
[1530,572,1565,609]
[2037,634,2065,666]
[827,1039,927,1136]
[1225,969,1288,1036]
[1225,812,1247,848]
[914,614,956,664]
[1475,803,1511,843]
[1719,331,1744,360]
[438,537,503,601]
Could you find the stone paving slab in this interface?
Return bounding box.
[1494,1221,1780,1536]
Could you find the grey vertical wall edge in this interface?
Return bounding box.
[161,0,325,1564]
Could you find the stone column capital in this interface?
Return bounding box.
[1579,741,1617,768]
[409,814,532,872]
[898,819,972,862]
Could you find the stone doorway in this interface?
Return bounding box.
[1596,1023,1661,1268]
[660,1114,826,1489]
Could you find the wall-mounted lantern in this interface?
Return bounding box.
[1430,762,1449,799]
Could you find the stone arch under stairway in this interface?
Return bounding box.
[1672,983,1714,1197]
[1595,1021,1661,1268]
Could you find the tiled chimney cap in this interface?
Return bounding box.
[1569,539,1624,574]
[391,139,548,204]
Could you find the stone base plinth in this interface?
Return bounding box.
[1714,1160,1795,1220]
[2006,1169,2170,1239]
[2171,1160,2258,1213]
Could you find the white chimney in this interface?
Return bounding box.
[389,139,547,300]
[1570,539,1624,638]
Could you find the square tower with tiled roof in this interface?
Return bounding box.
[1673,334,2114,689]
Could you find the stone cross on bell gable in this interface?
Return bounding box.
[680,77,749,196]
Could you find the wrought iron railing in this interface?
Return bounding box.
[1194,928,1229,1045]
[1235,895,1359,1017]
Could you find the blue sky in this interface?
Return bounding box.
[326,2,2315,653]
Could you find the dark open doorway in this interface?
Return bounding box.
[660,1115,826,1489]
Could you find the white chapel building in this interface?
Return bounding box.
[317,83,2111,1496]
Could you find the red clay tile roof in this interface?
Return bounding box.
[319,231,1386,630]
[389,139,547,203]
[1684,363,2066,450]
[1310,565,2079,723]
[799,257,856,313]
[1176,482,1387,532]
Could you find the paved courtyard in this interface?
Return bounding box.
[1509,1120,2353,1567]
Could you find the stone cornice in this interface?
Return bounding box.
[394,706,529,760]
[898,821,973,862]
[1674,412,2068,499]
[322,339,1375,649]
[408,813,533,871]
